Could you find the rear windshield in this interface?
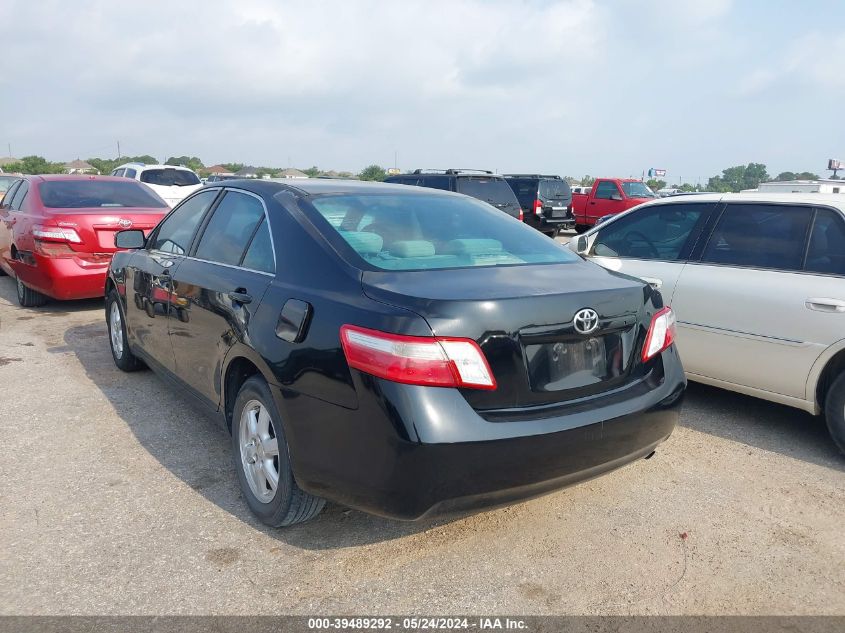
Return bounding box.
[0,176,18,192]
[140,169,201,187]
[622,181,658,199]
[539,180,572,200]
[307,193,579,271]
[39,180,168,209]
[456,177,519,206]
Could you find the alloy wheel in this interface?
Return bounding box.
[238,399,281,503]
[109,301,124,359]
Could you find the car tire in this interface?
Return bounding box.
[574,224,589,234]
[106,289,144,372]
[16,276,48,307]
[231,375,325,527]
[824,371,845,454]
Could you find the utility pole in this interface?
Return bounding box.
[116,140,121,160]
[7,143,10,157]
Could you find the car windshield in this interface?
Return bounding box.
[622,181,657,198]
[456,177,519,206]
[140,169,201,187]
[39,180,168,209]
[0,176,18,192]
[307,193,579,271]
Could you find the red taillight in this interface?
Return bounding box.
[32,225,82,243]
[533,199,543,216]
[340,324,497,390]
[642,307,676,362]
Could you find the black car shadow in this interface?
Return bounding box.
[63,321,455,549]
[680,382,844,471]
[0,276,104,321]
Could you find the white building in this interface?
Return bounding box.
[749,179,845,194]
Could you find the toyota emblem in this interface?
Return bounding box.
[118,218,133,228]
[573,308,599,335]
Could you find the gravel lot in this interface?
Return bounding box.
[0,271,843,616]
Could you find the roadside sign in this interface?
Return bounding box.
[387,168,401,175]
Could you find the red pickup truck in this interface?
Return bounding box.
[572,178,657,232]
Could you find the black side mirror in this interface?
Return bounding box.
[115,229,146,249]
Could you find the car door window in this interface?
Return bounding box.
[701,203,812,271]
[194,190,266,266]
[240,217,275,273]
[593,181,620,199]
[112,169,125,177]
[124,168,137,179]
[805,208,845,275]
[9,181,29,210]
[151,189,218,255]
[593,203,712,261]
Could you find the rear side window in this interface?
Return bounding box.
[195,191,266,266]
[2,180,21,205]
[124,168,137,179]
[805,208,845,275]
[701,203,812,271]
[418,176,450,191]
[456,178,519,205]
[593,181,620,199]
[593,203,712,261]
[241,218,275,273]
[151,189,218,255]
[140,169,200,187]
[308,193,579,271]
[9,181,29,210]
[507,179,538,206]
[39,180,168,209]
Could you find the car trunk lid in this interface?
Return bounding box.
[362,260,652,410]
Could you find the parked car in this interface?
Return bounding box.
[0,175,169,306]
[504,174,574,236]
[0,174,20,203]
[206,174,241,184]
[111,163,202,207]
[105,179,685,526]
[384,169,523,220]
[571,185,592,195]
[571,178,657,232]
[568,192,845,452]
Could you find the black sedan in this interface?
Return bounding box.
[106,179,685,526]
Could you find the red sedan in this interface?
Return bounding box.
[0,174,169,306]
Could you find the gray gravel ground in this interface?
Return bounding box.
[0,273,843,616]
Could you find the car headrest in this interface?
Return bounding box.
[442,239,504,255]
[340,231,383,256]
[390,240,436,258]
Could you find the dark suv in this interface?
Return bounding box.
[385,169,523,220]
[505,174,574,237]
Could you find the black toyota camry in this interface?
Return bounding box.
[106,179,685,526]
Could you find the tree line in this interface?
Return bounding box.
[1,156,829,192]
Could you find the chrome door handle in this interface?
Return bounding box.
[805,298,845,313]
[640,276,663,290]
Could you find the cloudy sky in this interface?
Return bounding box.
[1,0,843,182]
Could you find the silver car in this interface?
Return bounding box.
[569,192,845,453]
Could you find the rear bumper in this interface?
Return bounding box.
[277,348,685,520]
[18,255,109,300]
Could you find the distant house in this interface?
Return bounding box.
[235,166,259,178]
[205,164,234,176]
[64,159,98,175]
[277,168,309,179]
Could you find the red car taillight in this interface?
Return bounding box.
[340,324,497,390]
[518,208,524,222]
[33,225,82,243]
[533,199,543,216]
[642,307,676,362]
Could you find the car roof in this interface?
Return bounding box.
[22,174,137,183]
[115,163,195,172]
[218,178,460,198]
[645,192,845,209]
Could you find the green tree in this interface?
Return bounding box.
[303,166,321,177]
[563,176,578,186]
[776,171,820,181]
[221,163,244,174]
[581,175,595,186]
[88,155,157,175]
[166,156,204,172]
[707,163,769,192]
[646,179,666,191]
[359,164,387,181]
[5,155,66,174]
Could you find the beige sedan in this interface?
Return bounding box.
[570,192,845,453]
